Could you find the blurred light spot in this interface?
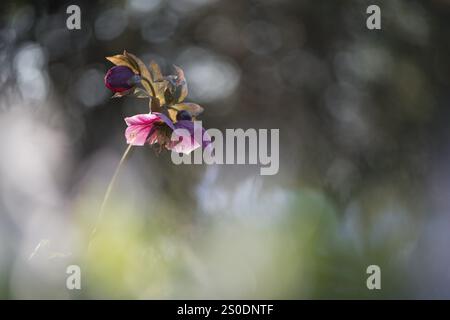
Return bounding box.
[334,45,392,83]
[75,69,109,107]
[95,8,128,41]
[324,83,373,149]
[0,110,67,226]
[241,21,282,55]
[128,0,162,13]
[369,204,413,248]
[340,202,364,254]
[196,167,291,222]
[177,47,240,103]
[141,12,178,43]
[14,43,48,102]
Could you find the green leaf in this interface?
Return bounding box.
[132,87,150,98]
[124,51,154,95]
[168,108,178,122]
[125,51,151,83]
[106,53,139,74]
[149,60,163,82]
[148,60,168,105]
[173,65,188,103]
[164,87,175,105]
[152,79,168,105]
[172,102,204,116]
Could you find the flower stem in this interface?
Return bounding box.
[88,143,133,250]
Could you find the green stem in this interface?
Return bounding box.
[88,143,133,250]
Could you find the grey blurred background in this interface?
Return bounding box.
[1,0,450,298]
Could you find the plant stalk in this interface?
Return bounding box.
[88,143,133,250]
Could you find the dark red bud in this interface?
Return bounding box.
[104,66,137,93]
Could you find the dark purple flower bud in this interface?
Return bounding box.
[176,110,192,121]
[104,66,139,93]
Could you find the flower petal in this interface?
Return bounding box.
[124,113,161,146]
[124,113,160,126]
[169,120,211,154]
[125,125,151,145]
[104,65,136,93]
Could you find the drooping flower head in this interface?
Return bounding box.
[124,112,210,154]
[104,51,209,154]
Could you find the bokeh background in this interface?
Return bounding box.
[1,0,450,299]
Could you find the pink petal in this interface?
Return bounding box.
[170,134,201,154]
[125,125,152,145]
[169,121,210,154]
[124,113,160,126]
[124,113,161,146]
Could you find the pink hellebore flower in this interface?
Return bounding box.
[124,111,210,155]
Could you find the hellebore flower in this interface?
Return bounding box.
[124,111,210,154]
[104,66,140,93]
